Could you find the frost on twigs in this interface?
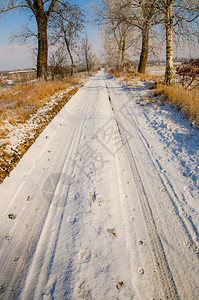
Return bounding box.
[176,58,199,90]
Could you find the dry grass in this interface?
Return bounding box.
[136,72,162,83]
[108,69,162,84]
[0,86,79,183]
[108,68,199,127]
[155,85,199,127]
[0,79,81,125]
[0,78,83,183]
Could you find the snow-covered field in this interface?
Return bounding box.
[0,70,198,299]
[146,64,166,76]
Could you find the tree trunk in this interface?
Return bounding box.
[165,3,173,85]
[116,48,121,71]
[85,51,89,73]
[37,17,48,80]
[66,42,74,76]
[121,36,126,66]
[138,25,149,74]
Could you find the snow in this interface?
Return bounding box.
[7,70,35,74]
[1,88,74,157]
[0,70,198,299]
[146,65,166,76]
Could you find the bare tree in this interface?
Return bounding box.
[95,0,157,73]
[50,3,85,76]
[49,45,69,79]
[116,0,158,74]
[79,36,97,73]
[157,0,199,85]
[10,25,38,44]
[102,0,199,82]
[95,0,137,70]
[136,0,157,73]
[0,0,68,79]
[118,0,198,82]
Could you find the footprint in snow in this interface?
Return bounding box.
[108,228,117,238]
[138,267,144,275]
[78,249,92,263]
[114,279,135,298]
[116,281,124,290]
[8,213,16,220]
[13,257,19,262]
[90,191,97,202]
[90,191,102,206]
[26,195,32,201]
[77,281,91,299]
[5,234,11,241]
[137,240,143,245]
[0,284,5,294]
[130,208,136,221]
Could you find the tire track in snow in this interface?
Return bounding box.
[105,82,178,299]
[17,86,95,299]
[105,75,199,299]
[19,75,137,299]
[119,93,199,254]
[0,101,84,298]
[1,71,198,299]
[0,83,95,299]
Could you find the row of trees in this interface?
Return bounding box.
[1,1,198,84]
[95,0,199,85]
[0,0,97,79]
[49,36,98,79]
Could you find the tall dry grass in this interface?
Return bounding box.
[136,72,163,82]
[108,68,199,127]
[0,81,79,183]
[155,85,199,127]
[109,69,163,84]
[0,79,79,125]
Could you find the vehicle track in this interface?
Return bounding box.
[117,88,199,255]
[0,71,198,299]
[0,84,95,299]
[105,75,199,299]
[105,82,178,299]
[17,86,97,299]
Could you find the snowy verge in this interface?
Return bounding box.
[0,86,80,183]
[115,75,199,197]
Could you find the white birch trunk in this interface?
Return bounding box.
[165,1,174,85]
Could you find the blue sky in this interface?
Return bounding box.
[0,0,101,70]
[0,0,198,71]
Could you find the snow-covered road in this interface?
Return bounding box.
[0,70,198,299]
